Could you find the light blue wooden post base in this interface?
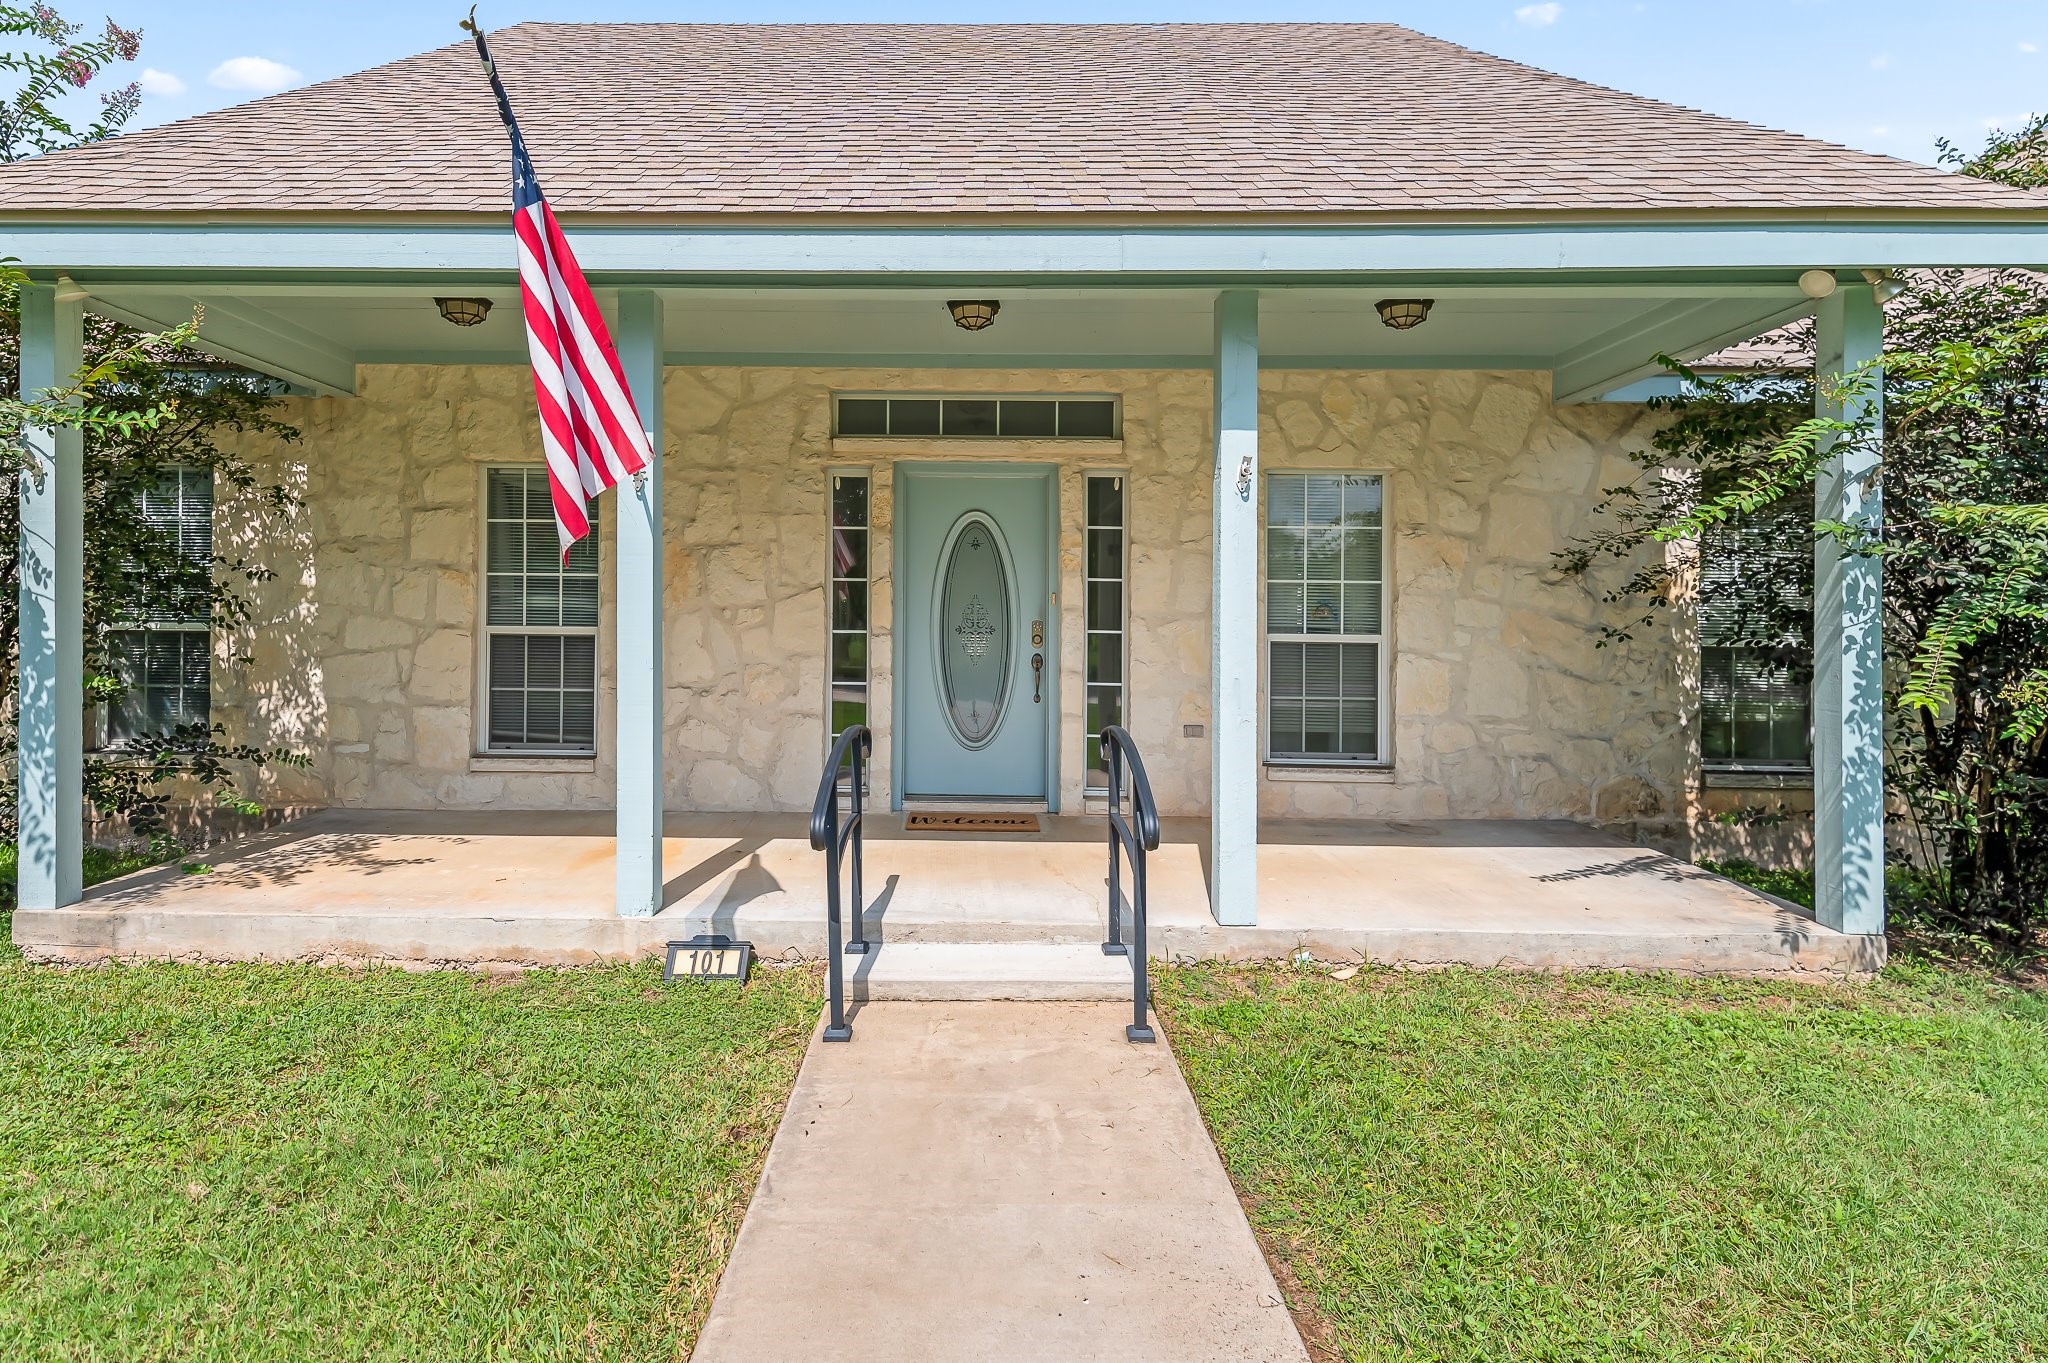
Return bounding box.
[1813,288,1886,936]
[15,284,85,909]
[615,291,666,917]
[1209,291,1260,926]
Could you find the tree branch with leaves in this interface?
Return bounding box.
[0,3,141,163]
[2,9,308,872]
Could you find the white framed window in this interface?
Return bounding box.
[105,467,214,745]
[480,466,598,754]
[828,469,871,748]
[1083,472,1127,793]
[1699,500,1813,769]
[1265,472,1388,764]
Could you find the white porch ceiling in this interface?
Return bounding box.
[81,281,1815,402]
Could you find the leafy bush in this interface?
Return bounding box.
[2,8,304,849]
[1561,118,2048,949]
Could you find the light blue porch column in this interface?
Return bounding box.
[1812,287,1885,936]
[15,284,85,909]
[614,291,665,917]
[1209,291,1260,926]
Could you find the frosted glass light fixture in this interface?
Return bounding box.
[947,299,1001,331]
[435,297,493,327]
[1375,298,1434,330]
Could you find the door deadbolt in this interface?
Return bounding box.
[1031,619,1045,649]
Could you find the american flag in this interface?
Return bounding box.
[465,16,654,554]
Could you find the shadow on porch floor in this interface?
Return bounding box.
[16,809,1881,974]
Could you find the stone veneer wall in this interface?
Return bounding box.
[211,364,1701,842]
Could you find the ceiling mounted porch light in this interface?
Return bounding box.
[947,299,1001,332]
[1797,269,1838,300]
[1375,298,1434,331]
[435,296,493,327]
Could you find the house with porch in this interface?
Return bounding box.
[7,23,2047,975]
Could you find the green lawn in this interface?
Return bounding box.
[0,933,820,1361]
[0,841,170,910]
[1157,964,2048,1362]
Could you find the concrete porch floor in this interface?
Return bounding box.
[14,808,1881,975]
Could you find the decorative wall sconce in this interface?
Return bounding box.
[1375,298,1434,330]
[435,297,493,327]
[947,299,1001,332]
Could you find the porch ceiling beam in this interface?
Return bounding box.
[352,348,1559,371]
[80,279,1804,301]
[86,293,358,397]
[1551,296,1818,405]
[7,219,2046,281]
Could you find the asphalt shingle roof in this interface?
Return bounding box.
[2,23,2043,218]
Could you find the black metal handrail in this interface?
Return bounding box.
[1099,725,1161,1043]
[810,724,872,1042]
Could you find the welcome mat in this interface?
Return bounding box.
[905,812,1042,834]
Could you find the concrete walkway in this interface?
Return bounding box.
[691,1003,1310,1363]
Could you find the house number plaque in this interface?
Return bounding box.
[664,934,754,983]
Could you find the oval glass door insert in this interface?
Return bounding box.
[936,513,1014,749]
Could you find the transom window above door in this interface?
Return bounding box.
[834,394,1118,439]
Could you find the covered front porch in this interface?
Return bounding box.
[14,809,1878,975]
[13,255,1911,941]
[14,18,2048,979]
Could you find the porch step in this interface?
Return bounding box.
[847,942,1134,1003]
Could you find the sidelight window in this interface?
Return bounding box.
[829,471,872,748]
[1083,473,1128,793]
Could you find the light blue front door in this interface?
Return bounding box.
[899,467,1053,802]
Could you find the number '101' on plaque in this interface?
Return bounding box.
[664,935,754,983]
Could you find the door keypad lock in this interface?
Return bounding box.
[1031,620,1045,648]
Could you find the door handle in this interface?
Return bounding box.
[1032,652,1043,704]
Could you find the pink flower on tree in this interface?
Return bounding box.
[104,20,140,63]
[56,49,93,88]
[28,4,71,42]
[3,4,149,158]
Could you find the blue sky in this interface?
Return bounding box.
[60,1,2048,166]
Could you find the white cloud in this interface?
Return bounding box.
[1514,3,1563,26]
[2022,41,2040,54]
[137,67,185,97]
[1867,54,1890,70]
[207,56,303,93]
[1870,125,1890,137]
